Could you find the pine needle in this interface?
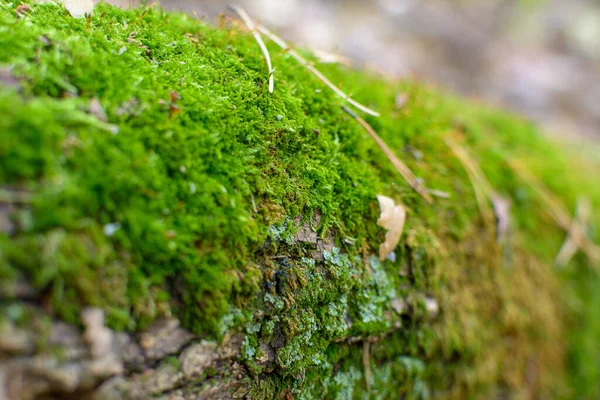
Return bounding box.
[363,341,372,391]
[555,198,592,267]
[445,137,495,222]
[445,137,496,198]
[446,136,511,245]
[508,160,571,229]
[508,160,600,264]
[343,106,433,203]
[426,189,451,199]
[229,5,274,93]
[256,23,380,117]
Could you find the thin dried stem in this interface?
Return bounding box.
[508,160,571,228]
[445,137,495,222]
[426,189,451,199]
[229,5,274,93]
[256,24,380,117]
[446,137,511,244]
[445,137,496,198]
[508,160,600,264]
[343,107,433,203]
[363,341,371,392]
[555,198,592,267]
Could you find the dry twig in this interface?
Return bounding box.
[509,160,600,265]
[555,198,593,267]
[229,5,274,93]
[363,341,371,392]
[256,23,380,116]
[343,106,433,203]
[445,137,511,243]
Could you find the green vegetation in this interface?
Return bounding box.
[1,1,599,398]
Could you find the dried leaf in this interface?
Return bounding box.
[377,195,406,261]
[60,0,94,18]
[15,4,31,17]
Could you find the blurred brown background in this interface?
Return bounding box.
[106,0,600,142]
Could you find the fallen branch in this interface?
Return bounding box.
[229,5,274,93]
[343,106,433,203]
[255,23,380,117]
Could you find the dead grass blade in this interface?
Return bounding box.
[343,107,433,203]
[509,160,600,265]
[256,23,380,117]
[445,136,511,243]
[363,341,371,391]
[508,160,571,229]
[229,5,274,93]
[445,137,495,221]
[555,198,593,267]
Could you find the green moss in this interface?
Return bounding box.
[1,1,600,398]
[163,355,180,371]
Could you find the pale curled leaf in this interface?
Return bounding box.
[377,195,406,261]
[60,0,94,17]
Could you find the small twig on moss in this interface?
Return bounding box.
[446,136,511,244]
[555,197,593,267]
[426,188,451,199]
[256,23,380,117]
[508,160,571,228]
[509,160,600,265]
[363,341,372,392]
[229,5,274,93]
[445,137,494,222]
[342,106,433,203]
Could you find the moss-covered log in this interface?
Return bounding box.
[1,1,600,399]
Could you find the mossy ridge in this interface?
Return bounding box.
[0,1,599,398]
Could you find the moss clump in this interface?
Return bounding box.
[1,1,600,398]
